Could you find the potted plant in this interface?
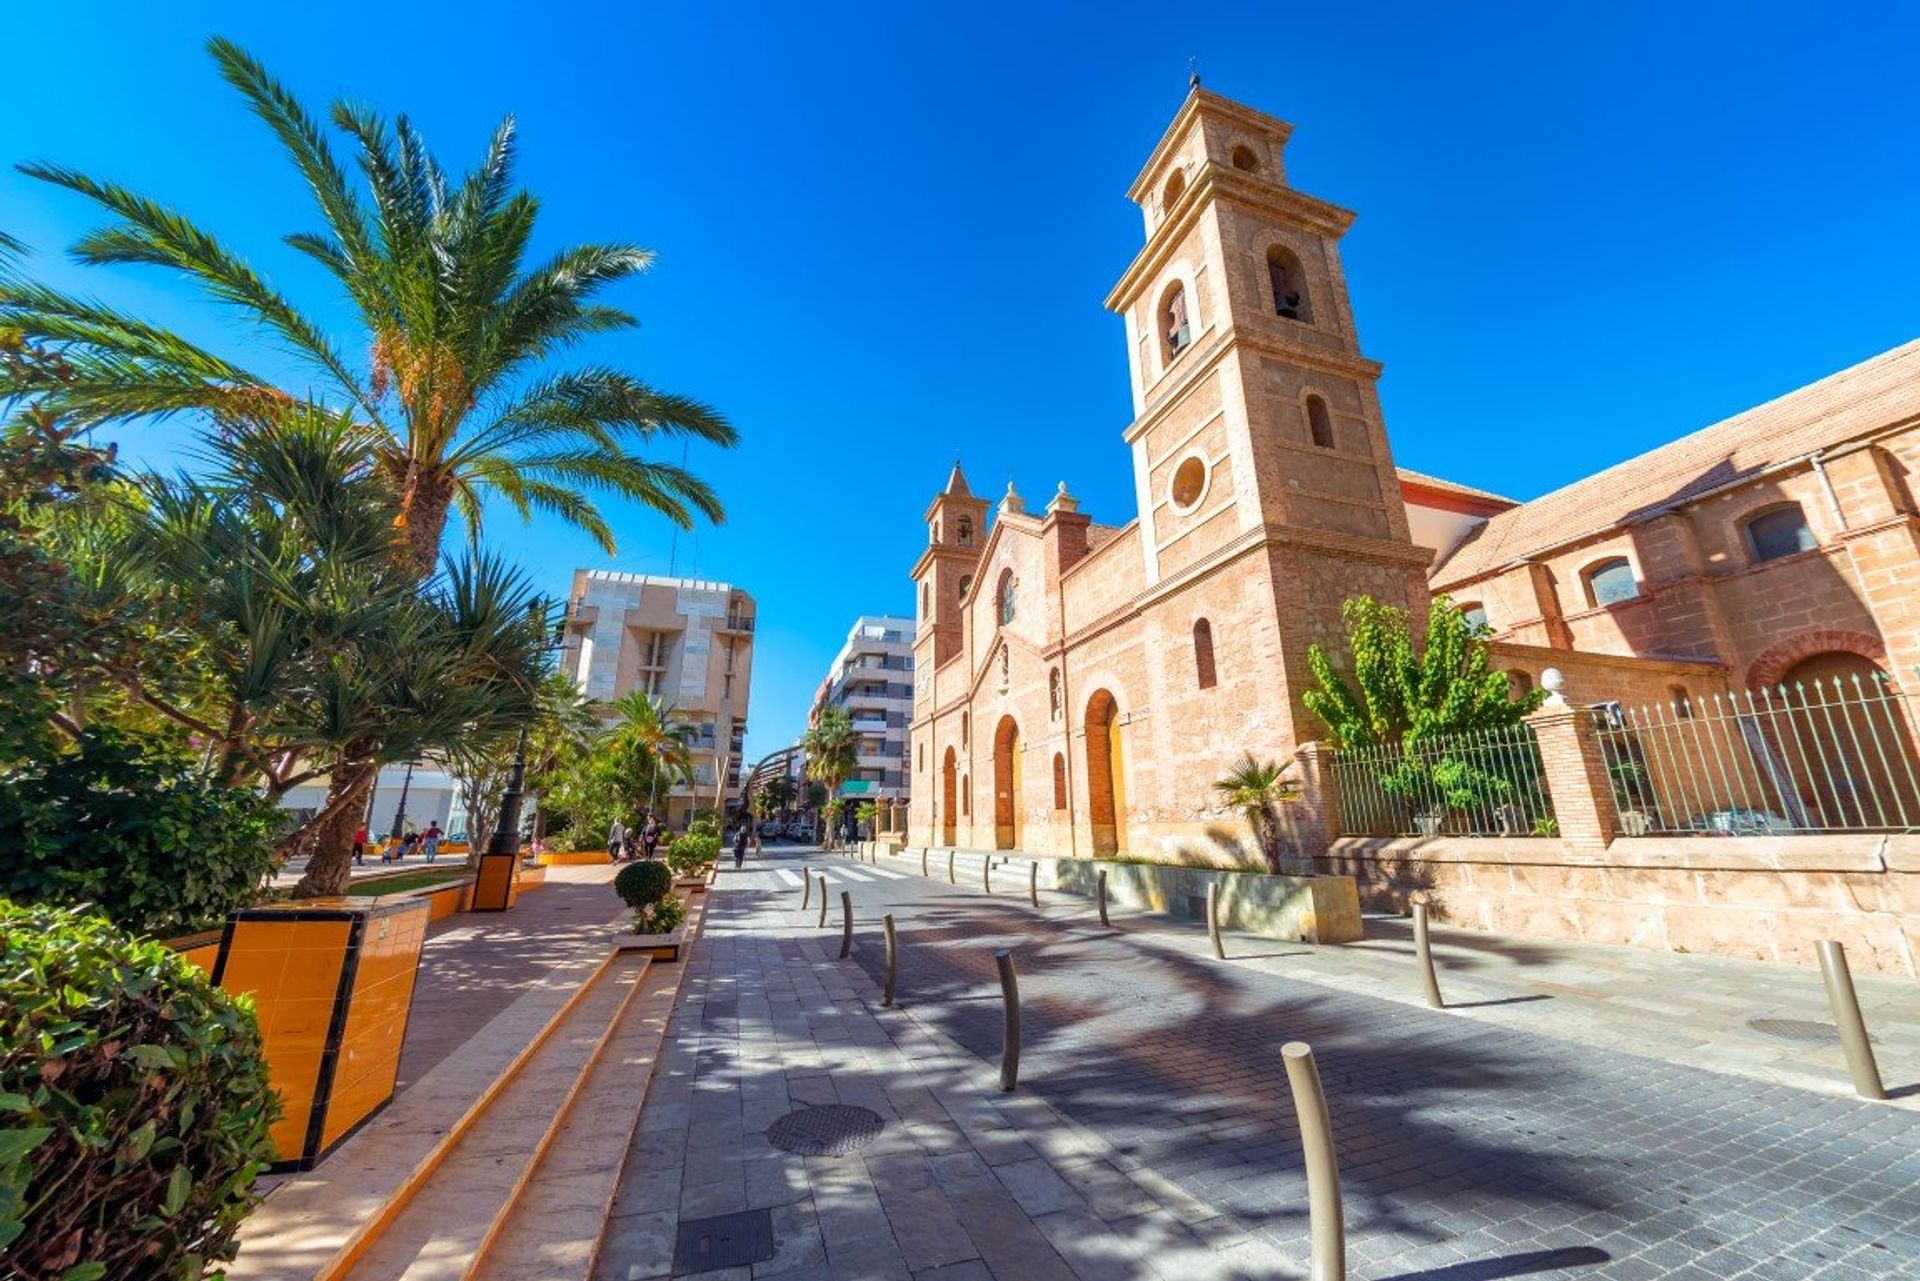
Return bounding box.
[612,860,689,960]
[664,831,721,891]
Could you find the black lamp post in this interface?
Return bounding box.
[388,759,417,847]
[473,597,564,909]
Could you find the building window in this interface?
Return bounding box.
[1231,144,1260,173]
[1266,245,1311,322]
[1052,753,1067,810]
[997,569,1016,626]
[961,712,969,747]
[1159,282,1192,362]
[1305,395,1334,450]
[958,573,972,600]
[1049,668,1062,720]
[1459,602,1490,632]
[1193,619,1217,689]
[1162,168,1186,210]
[1670,685,1693,718]
[961,776,969,816]
[1169,455,1208,512]
[956,514,974,546]
[1583,557,1639,606]
[918,743,924,771]
[921,582,930,617]
[1745,504,1816,564]
[1507,669,1533,697]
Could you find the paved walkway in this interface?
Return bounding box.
[599,849,1920,1280]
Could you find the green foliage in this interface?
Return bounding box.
[633,893,684,935]
[0,728,277,936]
[1213,753,1301,873]
[545,692,692,842]
[0,902,279,1279]
[664,834,720,877]
[802,708,858,793]
[1304,595,1541,750]
[686,816,719,840]
[613,860,672,910]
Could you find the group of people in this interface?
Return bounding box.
[350,820,444,865]
[607,814,664,862]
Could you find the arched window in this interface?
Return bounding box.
[1745,504,1816,564]
[1162,169,1186,209]
[1266,245,1311,322]
[1507,669,1534,697]
[996,569,1016,626]
[956,514,974,546]
[1160,282,1192,362]
[1193,619,1217,689]
[1052,753,1068,810]
[1305,395,1334,450]
[961,775,969,816]
[958,574,972,600]
[921,582,930,617]
[918,743,924,771]
[1231,144,1260,173]
[1049,668,1062,720]
[1459,602,1490,632]
[1583,557,1639,607]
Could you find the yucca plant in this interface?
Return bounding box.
[2,37,736,579]
[1214,753,1302,874]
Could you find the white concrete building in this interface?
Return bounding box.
[811,615,915,815]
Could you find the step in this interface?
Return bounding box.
[342,953,653,1280]
[469,890,708,1281]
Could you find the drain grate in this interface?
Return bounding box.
[672,1208,775,1272]
[766,1104,886,1156]
[1747,1017,1842,1045]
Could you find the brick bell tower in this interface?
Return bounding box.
[911,461,990,678]
[1104,84,1431,735]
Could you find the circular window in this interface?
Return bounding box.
[1169,455,1208,511]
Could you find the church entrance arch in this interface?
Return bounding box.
[993,716,1023,849]
[940,747,957,846]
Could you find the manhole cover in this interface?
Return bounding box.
[672,1208,774,1272]
[766,1104,886,1156]
[1747,1017,1843,1045]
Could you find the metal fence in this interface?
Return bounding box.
[1330,723,1556,838]
[1592,673,1920,835]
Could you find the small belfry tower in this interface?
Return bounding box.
[1104,85,1430,733]
[911,462,990,678]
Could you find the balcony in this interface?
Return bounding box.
[719,613,755,634]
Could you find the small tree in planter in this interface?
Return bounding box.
[664,833,720,879]
[1213,753,1301,873]
[613,860,684,935]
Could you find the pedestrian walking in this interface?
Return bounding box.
[641,813,662,861]
[732,821,756,869]
[353,824,368,866]
[422,821,443,863]
[609,817,628,862]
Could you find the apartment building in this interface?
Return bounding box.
[559,569,756,828]
[811,615,915,816]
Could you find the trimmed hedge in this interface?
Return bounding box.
[664,833,720,877]
[0,902,279,1280]
[613,860,672,910]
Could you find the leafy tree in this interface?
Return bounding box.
[545,692,693,841]
[0,38,736,581]
[854,799,879,838]
[1212,753,1301,874]
[802,707,857,847]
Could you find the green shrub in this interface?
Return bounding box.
[0,902,279,1280]
[613,860,672,910]
[664,833,721,877]
[0,728,278,936]
[686,816,719,840]
[633,893,685,935]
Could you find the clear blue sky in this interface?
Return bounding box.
[6,2,1918,761]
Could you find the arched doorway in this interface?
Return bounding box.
[1779,652,1920,828]
[1084,690,1126,855]
[940,747,957,846]
[993,716,1022,849]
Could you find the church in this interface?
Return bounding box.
[905,83,1920,873]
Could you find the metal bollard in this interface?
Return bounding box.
[995,948,1021,1091]
[882,913,898,1006]
[948,849,957,885]
[1412,904,1445,1009]
[816,874,829,929]
[1281,1042,1346,1281]
[1206,882,1225,960]
[1816,940,1886,1100]
[840,891,854,959]
[800,866,811,911]
[1097,869,1110,927]
[1029,861,1039,909]
[921,847,929,876]
[983,854,992,894]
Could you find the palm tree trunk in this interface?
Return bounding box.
[394,465,459,581]
[293,760,378,897]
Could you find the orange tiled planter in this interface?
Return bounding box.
[516,863,548,891]
[540,848,614,866]
[212,896,429,1171]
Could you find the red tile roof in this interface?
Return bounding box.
[1431,339,1920,586]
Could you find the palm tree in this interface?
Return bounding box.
[607,690,695,819]
[1,38,736,580]
[802,707,858,848]
[1213,753,1302,874]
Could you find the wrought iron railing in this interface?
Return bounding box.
[1331,723,1555,838]
[1592,674,1920,835]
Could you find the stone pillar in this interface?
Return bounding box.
[1526,701,1618,850]
[1290,741,1341,862]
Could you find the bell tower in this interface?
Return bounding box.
[1105,86,1431,719]
[911,461,989,678]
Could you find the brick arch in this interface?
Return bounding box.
[1745,629,1889,691]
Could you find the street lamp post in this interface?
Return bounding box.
[473,597,562,911]
[388,760,417,847]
